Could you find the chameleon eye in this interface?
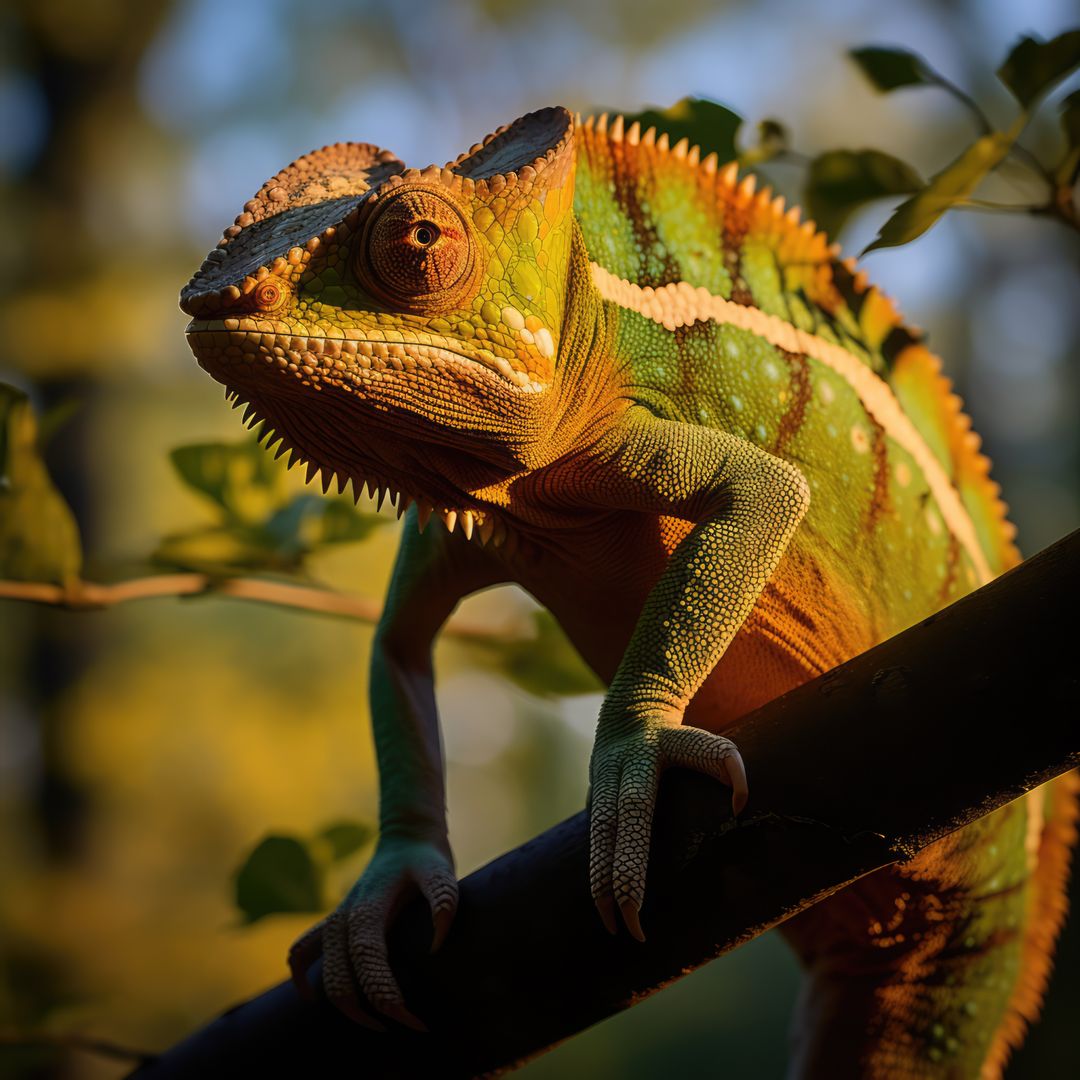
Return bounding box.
[410,222,439,248]
[356,187,480,314]
[253,277,287,312]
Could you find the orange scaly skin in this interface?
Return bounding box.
[181,107,1076,1076]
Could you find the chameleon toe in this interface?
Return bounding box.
[287,919,325,1000]
[618,898,647,943]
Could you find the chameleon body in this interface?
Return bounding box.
[181,107,1077,1076]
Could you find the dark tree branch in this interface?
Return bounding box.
[131,530,1080,1080]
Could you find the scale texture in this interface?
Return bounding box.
[181,106,1077,1078]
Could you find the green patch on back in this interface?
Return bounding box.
[649,173,732,297]
[793,372,878,558]
[741,242,788,318]
[574,155,642,279]
[619,311,687,417]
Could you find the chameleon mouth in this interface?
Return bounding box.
[185,320,546,392]
[185,327,511,547]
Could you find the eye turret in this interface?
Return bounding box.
[355,187,481,314]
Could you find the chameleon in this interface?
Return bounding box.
[180,106,1078,1077]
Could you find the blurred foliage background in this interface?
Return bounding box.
[1,0,1078,1076]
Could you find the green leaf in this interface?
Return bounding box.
[849,46,936,92]
[152,498,386,575]
[234,835,324,923]
[862,132,1012,254]
[0,383,22,487]
[261,495,384,559]
[169,435,286,526]
[318,820,373,861]
[151,525,293,575]
[0,383,82,585]
[464,610,603,699]
[1063,88,1080,146]
[756,118,788,151]
[162,435,387,575]
[1059,89,1080,185]
[620,98,743,163]
[740,117,790,167]
[0,384,31,490]
[35,397,82,449]
[997,30,1080,109]
[805,149,924,238]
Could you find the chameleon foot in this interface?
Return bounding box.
[288,836,458,1030]
[589,724,747,940]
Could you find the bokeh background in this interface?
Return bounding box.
[1,0,1078,1076]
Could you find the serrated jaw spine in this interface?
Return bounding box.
[223,385,509,549]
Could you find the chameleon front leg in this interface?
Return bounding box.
[583,405,810,939]
[288,510,505,1028]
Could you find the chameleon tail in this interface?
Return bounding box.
[982,769,1079,1076]
[782,772,1078,1079]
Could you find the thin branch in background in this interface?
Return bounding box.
[0,575,506,641]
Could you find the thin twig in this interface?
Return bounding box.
[0,574,504,640]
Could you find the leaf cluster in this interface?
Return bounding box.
[624,29,1080,249]
[460,609,604,699]
[0,384,82,585]
[154,428,387,576]
[235,820,374,923]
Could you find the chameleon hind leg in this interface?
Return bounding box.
[781,775,1078,1079]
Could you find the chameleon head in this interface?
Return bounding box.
[180,107,577,523]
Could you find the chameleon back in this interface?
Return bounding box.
[571,113,1077,1077]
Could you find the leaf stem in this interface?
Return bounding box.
[1008,140,1055,185]
[927,72,994,135]
[951,195,1080,234]
[1035,186,1080,233]
[953,197,1041,212]
[763,148,812,167]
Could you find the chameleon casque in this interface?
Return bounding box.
[181,106,1078,1077]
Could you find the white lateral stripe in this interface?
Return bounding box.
[590,261,992,585]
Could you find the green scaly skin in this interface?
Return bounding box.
[181,107,1076,1076]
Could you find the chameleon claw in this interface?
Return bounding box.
[339,1001,387,1032]
[381,1001,428,1033]
[595,894,618,936]
[430,905,455,953]
[288,920,325,1001]
[619,898,646,943]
